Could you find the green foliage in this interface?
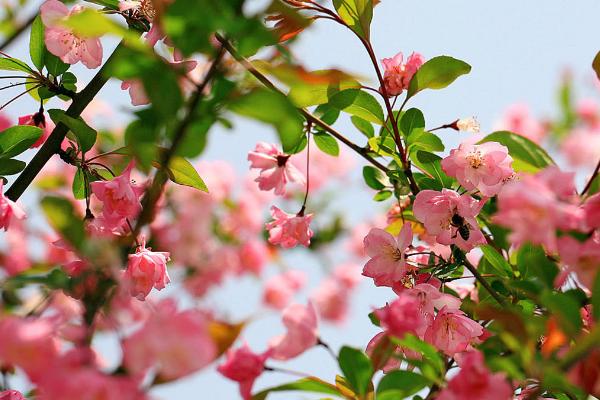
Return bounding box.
[410,151,453,190]
[540,291,583,336]
[0,56,33,73]
[41,196,85,250]
[313,131,339,156]
[395,335,445,383]
[480,245,513,278]
[338,346,373,396]
[333,0,373,40]
[72,169,86,200]
[363,165,388,190]
[406,129,444,153]
[0,158,26,176]
[48,109,97,153]
[407,56,471,99]
[0,125,42,159]
[478,131,555,172]
[44,52,69,77]
[328,89,385,124]
[399,108,425,137]
[516,243,559,289]
[230,88,304,153]
[376,370,431,400]
[251,377,343,400]
[351,116,374,138]
[29,16,45,71]
[159,155,209,192]
[593,273,600,321]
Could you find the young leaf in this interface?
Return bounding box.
[30,16,45,71]
[351,116,374,138]
[338,346,374,396]
[0,126,43,159]
[376,370,430,399]
[400,108,425,137]
[328,89,385,125]
[230,89,304,153]
[407,56,471,99]
[332,0,373,40]
[480,245,513,278]
[373,190,393,201]
[251,377,342,400]
[478,131,554,172]
[45,52,69,76]
[410,151,453,188]
[48,109,97,152]
[363,165,388,190]
[0,159,26,175]
[72,169,86,200]
[407,130,444,153]
[41,196,85,250]
[313,131,339,156]
[155,155,209,192]
[0,57,34,73]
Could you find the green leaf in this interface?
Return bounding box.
[478,131,554,172]
[72,169,86,200]
[30,16,45,71]
[332,0,373,40]
[407,129,444,153]
[351,116,374,138]
[0,126,43,159]
[411,151,453,188]
[251,377,342,400]
[44,52,69,76]
[407,56,471,99]
[541,291,583,336]
[230,89,304,153]
[0,57,33,73]
[158,155,208,192]
[48,109,97,152]
[516,243,558,287]
[289,79,359,107]
[313,132,339,156]
[480,245,513,278]
[0,159,26,175]
[338,346,373,396]
[592,272,600,321]
[400,108,425,137]
[376,370,430,399]
[373,190,393,201]
[363,165,388,190]
[328,89,384,125]
[41,196,85,250]
[395,335,445,379]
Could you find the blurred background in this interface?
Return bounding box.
[1,0,600,398]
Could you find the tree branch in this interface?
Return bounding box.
[462,255,507,307]
[6,42,125,201]
[0,12,37,51]
[581,157,600,196]
[215,34,389,174]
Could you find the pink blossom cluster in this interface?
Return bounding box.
[381,51,424,96]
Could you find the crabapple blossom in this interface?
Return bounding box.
[381,51,424,96]
[248,142,305,195]
[561,128,600,167]
[90,162,143,224]
[495,103,546,143]
[456,117,481,133]
[125,240,171,300]
[0,391,25,400]
[269,302,318,360]
[413,189,486,251]
[263,270,306,309]
[0,220,30,275]
[557,236,600,289]
[437,350,512,400]
[424,306,484,357]
[362,222,413,287]
[568,349,600,397]
[0,181,26,231]
[375,293,428,339]
[311,279,350,323]
[408,283,462,317]
[40,0,103,69]
[365,332,402,373]
[265,206,313,248]
[583,192,600,229]
[18,112,52,148]
[122,299,216,381]
[441,141,514,196]
[218,344,270,400]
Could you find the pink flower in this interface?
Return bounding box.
[121,80,149,106]
[333,263,362,289]
[0,391,25,400]
[413,189,486,251]
[18,112,52,148]
[218,344,269,400]
[381,51,424,96]
[584,193,600,229]
[375,293,428,339]
[408,283,462,317]
[237,239,268,276]
[40,0,103,69]
[362,223,413,287]
[0,219,30,275]
[494,103,546,144]
[557,236,600,289]
[437,350,512,400]
[125,240,170,300]
[248,142,305,195]
[265,206,313,248]
[122,299,216,381]
[263,270,306,310]
[269,302,318,360]
[311,279,349,323]
[561,128,600,167]
[441,141,514,196]
[424,307,483,356]
[90,162,143,224]
[0,181,26,231]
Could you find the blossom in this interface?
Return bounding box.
[218,344,269,400]
[567,349,600,397]
[381,51,424,96]
[0,391,25,400]
[408,283,462,317]
[557,236,600,289]
[311,279,349,323]
[265,206,313,248]
[121,80,149,106]
[40,0,103,69]
[263,270,306,310]
[362,222,413,287]
[561,128,600,167]
[248,142,305,195]
[269,302,318,360]
[437,350,512,400]
[494,103,546,143]
[18,112,52,147]
[424,307,484,356]
[441,141,514,196]
[375,293,428,339]
[125,240,171,300]
[413,189,486,251]
[0,181,26,231]
[122,299,216,381]
[90,162,143,224]
[583,192,600,229]
[456,117,480,133]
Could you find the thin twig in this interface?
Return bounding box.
[581,157,600,196]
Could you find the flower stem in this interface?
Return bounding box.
[581,157,600,196]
